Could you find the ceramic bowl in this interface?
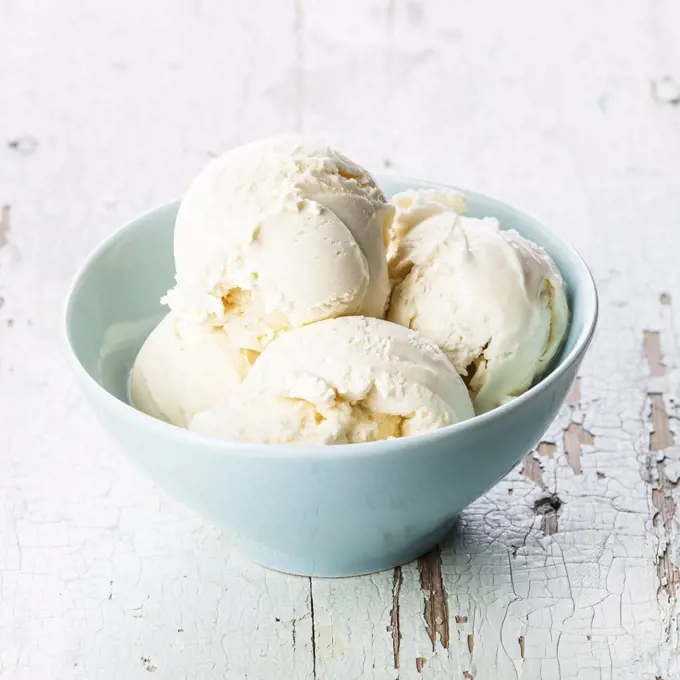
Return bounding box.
[64,176,598,577]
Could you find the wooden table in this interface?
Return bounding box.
[2,1,679,678]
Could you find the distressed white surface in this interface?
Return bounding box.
[1,1,680,678]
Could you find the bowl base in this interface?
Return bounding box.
[234,520,458,577]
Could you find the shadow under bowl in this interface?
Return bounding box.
[63,175,598,577]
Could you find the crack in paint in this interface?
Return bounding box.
[309,579,317,679]
[390,566,403,670]
[418,548,450,650]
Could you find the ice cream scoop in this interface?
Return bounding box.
[130,314,257,427]
[190,316,474,445]
[387,196,568,413]
[164,135,394,352]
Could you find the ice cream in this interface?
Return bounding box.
[387,196,568,413]
[190,316,474,445]
[130,314,257,427]
[163,135,394,352]
[130,134,571,442]
[386,187,467,277]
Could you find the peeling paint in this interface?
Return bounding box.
[649,392,679,600]
[418,548,450,650]
[537,441,557,457]
[518,635,525,659]
[563,422,594,475]
[644,331,666,377]
[415,656,426,673]
[521,452,545,488]
[642,324,680,619]
[650,394,674,451]
[652,462,680,599]
[563,373,594,475]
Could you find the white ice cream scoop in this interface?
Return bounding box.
[164,135,394,352]
[130,313,256,427]
[190,316,474,445]
[387,194,568,413]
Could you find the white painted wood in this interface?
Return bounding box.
[2,1,679,678]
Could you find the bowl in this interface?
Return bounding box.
[64,176,598,577]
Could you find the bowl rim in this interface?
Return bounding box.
[63,174,599,460]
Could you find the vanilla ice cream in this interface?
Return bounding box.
[130,314,257,427]
[190,316,474,445]
[387,198,568,413]
[163,135,394,351]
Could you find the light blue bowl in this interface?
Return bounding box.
[64,176,598,577]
